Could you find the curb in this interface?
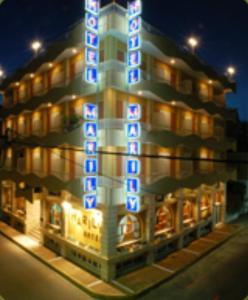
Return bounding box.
[119,225,245,298]
[0,230,131,300]
[0,225,243,300]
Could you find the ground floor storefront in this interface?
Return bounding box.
[0,180,227,281]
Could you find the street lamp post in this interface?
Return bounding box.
[226,66,236,79]
[31,40,42,57]
[187,37,199,54]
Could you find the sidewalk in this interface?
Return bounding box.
[0,221,242,299]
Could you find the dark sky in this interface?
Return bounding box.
[0,0,247,121]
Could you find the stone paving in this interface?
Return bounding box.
[0,221,241,299]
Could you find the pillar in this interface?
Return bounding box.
[177,189,184,249]
[100,188,118,281]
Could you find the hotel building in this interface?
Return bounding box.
[0,2,236,281]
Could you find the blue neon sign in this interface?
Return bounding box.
[84,122,98,139]
[84,176,97,193]
[85,67,98,84]
[84,103,98,120]
[128,68,141,85]
[126,178,140,194]
[85,30,99,49]
[85,48,98,66]
[85,0,100,15]
[126,123,141,139]
[127,104,141,121]
[126,195,140,213]
[85,158,98,174]
[128,17,141,36]
[86,13,99,33]
[128,34,141,51]
[127,159,140,176]
[84,194,97,209]
[128,141,141,155]
[128,0,142,19]
[84,141,98,155]
[127,51,141,68]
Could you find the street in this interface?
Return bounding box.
[0,235,94,300]
[140,226,248,300]
[1,226,248,300]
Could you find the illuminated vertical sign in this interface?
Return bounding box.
[127,0,142,85]
[126,103,142,213]
[83,104,99,210]
[83,0,100,210]
[85,0,100,85]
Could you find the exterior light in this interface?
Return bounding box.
[170,59,176,65]
[93,211,102,227]
[15,82,20,87]
[187,37,199,54]
[208,80,213,85]
[138,91,143,96]
[47,102,52,107]
[48,63,53,68]
[0,68,4,79]
[227,66,236,77]
[72,48,78,54]
[72,95,77,100]
[31,40,42,56]
[62,201,72,212]
[30,73,34,78]
[172,101,176,106]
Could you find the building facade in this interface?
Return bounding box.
[0,2,236,281]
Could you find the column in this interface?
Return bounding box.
[196,188,202,238]
[100,189,118,281]
[146,195,156,264]
[177,189,184,249]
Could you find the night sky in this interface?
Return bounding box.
[0,0,247,121]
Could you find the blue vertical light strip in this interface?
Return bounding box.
[127,0,142,85]
[126,1,142,213]
[83,0,100,210]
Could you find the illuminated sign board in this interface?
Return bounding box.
[85,67,98,84]
[85,141,98,155]
[127,104,141,121]
[127,69,141,85]
[83,102,99,209]
[127,0,142,86]
[127,159,140,176]
[84,122,98,139]
[128,34,141,51]
[85,31,99,49]
[85,48,99,66]
[128,17,141,36]
[84,176,97,193]
[84,194,97,209]
[128,0,142,18]
[86,13,99,33]
[85,0,100,15]
[126,123,141,139]
[84,103,98,120]
[128,51,141,68]
[85,158,98,174]
[126,195,140,213]
[85,0,100,84]
[128,141,141,155]
[126,178,140,193]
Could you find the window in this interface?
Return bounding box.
[100,50,105,62]
[200,195,211,219]
[117,214,141,244]
[183,200,194,225]
[155,206,173,233]
[50,203,62,227]
[117,50,125,62]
